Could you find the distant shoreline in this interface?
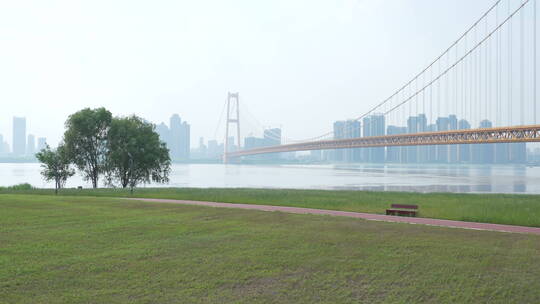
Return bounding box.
[0,159,38,163]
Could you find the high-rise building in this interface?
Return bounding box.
[310,150,323,161]
[322,150,332,162]
[159,114,191,161]
[0,134,4,154]
[181,121,190,159]
[509,143,527,163]
[227,136,237,153]
[426,124,438,162]
[406,116,419,163]
[156,122,170,145]
[333,121,346,162]
[37,137,47,152]
[448,115,458,163]
[190,137,207,160]
[207,140,223,159]
[244,136,266,150]
[404,115,424,163]
[362,114,385,163]
[169,114,182,159]
[386,126,407,162]
[243,135,267,161]
[404,114,428,163]
[263,128,282,160]
[528,147,540,162]
[26,134,35,156]
[458,119,471,162]
[417,114,429,163]
[2,142,10,154]
[334,120,361,162]
[12,117,26,156]
[436,117,450,163]
[473,120,494,163]
[495,143,510,163]
[264,128,281,146]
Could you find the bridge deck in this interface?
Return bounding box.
[227,125,540,158]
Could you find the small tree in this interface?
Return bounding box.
[36,145,75,194]
[64,107,112,188]
[105,115,171,193]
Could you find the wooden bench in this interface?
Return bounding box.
[386,204,418,217]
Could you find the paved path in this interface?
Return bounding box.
[127,198,540,235]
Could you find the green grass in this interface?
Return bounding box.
[0,194,539,303]
[2,187,540,227]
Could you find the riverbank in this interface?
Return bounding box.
[1,194,539,303]
[2,187,540,227]
[2,163,540,194]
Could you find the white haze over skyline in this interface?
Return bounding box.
[0,0,497,147]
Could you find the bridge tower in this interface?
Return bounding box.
[224,92,241,163]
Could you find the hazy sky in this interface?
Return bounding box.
[0,0,496,147]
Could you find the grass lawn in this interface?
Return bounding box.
[1,194,539,303]
[3,187,540,227]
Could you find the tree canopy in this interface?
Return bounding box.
[63,107,112,188]
[37,108,171,191]
[105,115,171,191]
[35,144,75,194]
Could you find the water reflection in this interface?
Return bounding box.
[513,182,526,193]
[0,163,538,194]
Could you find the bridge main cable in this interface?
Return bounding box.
[385,0,531,117]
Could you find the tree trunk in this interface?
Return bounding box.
[92,166,98,188]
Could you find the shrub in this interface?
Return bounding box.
[6,183,34,190]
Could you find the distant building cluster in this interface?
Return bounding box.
[156,114,191,161]
[190,137,231,160]
[190,128,284,161]
[0,117,47,157]
[527,148,540,163]
[323,114,527,164]
[2,112,533,165]
[243,128,282,161]
[2,114,194,161]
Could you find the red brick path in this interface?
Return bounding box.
[128,198,540,235]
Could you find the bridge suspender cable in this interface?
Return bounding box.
[298,0,513,144]
[384,0,531,118]
[350,0,505,122]
[535,0,537,124]
[509,1,513,127]
[521,0,525,126]
[224,0,536,158]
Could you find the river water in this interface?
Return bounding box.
[1,163,539,194]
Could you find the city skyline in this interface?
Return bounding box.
[156,114,191,161]
[1,0,538,160]
[1,0,510,149]
[0,116,47,157]
[328,113,528,164]
[0,111,534,164]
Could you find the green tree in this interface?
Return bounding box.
[105,115,171,192]
[36,145,75,194]
[64,108,112,188]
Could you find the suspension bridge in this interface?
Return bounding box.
[217,0,539,163]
